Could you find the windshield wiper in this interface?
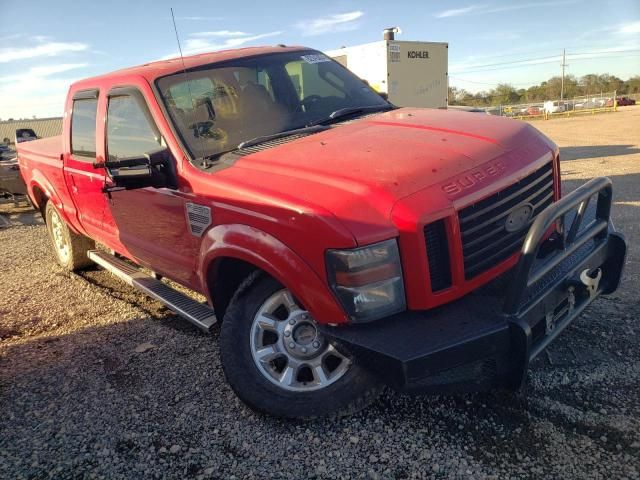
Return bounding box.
[196,125,329,168]
[306,104,395,127]
[237,124,330,150]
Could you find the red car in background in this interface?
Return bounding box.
[617,97,637,106]
[606,96,637,107]
[526,106,542,116]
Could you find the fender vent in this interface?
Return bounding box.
[235,133,312,156]
[185,202,212,237]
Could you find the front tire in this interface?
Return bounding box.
[45,202,94,271]
[219,273,382,419]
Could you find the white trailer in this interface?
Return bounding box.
[325,37,448,109]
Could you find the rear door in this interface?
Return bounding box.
[63,89,113,240]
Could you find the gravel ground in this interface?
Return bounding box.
[1,107,639,479]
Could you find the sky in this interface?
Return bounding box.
[0,0,639,119]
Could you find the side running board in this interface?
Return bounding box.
[87,250,217,332]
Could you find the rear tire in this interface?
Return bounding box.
[45,202,94,271]
[219,273,382,419]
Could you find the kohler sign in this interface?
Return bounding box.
[407,50,429,59]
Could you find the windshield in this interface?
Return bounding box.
[156,50,389,160]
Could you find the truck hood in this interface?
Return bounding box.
[225,108,555,244]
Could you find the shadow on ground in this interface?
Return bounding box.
[561,145,640,161]
[1,271,639,479]
[0,203,42,227]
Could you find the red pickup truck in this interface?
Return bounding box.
[17,46,626,418]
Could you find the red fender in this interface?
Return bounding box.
[198,224,348,325]
[27,169,79,227]
[28,171,88,235]
[28,171,59,208]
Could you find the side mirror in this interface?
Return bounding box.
[97,148,177,191]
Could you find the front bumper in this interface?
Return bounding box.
[320,177,627,392]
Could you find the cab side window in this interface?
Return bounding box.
[71,98,98,158]
[107,94,162,161]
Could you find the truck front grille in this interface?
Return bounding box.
[458,162,554,279]
[424,219,452,292]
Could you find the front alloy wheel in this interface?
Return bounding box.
[219,274,382,419]
[250,289,350,391]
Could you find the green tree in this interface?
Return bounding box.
[491,83,520,105]
[449,73,637,106]
[625,76,640,94]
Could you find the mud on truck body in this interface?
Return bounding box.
[16,46,627,418]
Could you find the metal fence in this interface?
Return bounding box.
[485,91,625,119]
[0,117,63,145]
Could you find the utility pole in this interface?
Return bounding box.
[560,48,567,101]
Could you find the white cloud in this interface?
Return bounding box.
[576,20,640,41]
[485,0,578,13]
[435,1,578,18]
[163,31,283,59]
[0,41,88,63]
[184,31,283,54]
[617,21,640,35]
[295,11,364,36]
[191,30,251,37]
[435,5,485,18]
[0,63,89,119]
[0,63,88,83]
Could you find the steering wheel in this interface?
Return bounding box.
[189,121,213,137]
[299,95,323,112]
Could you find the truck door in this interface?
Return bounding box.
[103,87,198,286]
[64,89,114,240]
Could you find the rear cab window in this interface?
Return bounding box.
[71,94,98,159]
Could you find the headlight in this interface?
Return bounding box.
[326,239,406,323]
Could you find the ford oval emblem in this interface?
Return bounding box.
[504,203,534,232]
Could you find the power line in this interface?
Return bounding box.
[450,60,639,92]
[452,54,560,71]
[449,76,533,86]
[452,49,640,74]
[447,41,637,64]
[569,53,640,62]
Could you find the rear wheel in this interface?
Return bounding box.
[45,202,94,271]
[219,274,382,419]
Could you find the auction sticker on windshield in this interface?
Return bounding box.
[301,54,331,64]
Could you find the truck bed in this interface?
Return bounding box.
[17,135,63,163]
[16,135,68,214]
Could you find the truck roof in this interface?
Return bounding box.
[71,45,308,89]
